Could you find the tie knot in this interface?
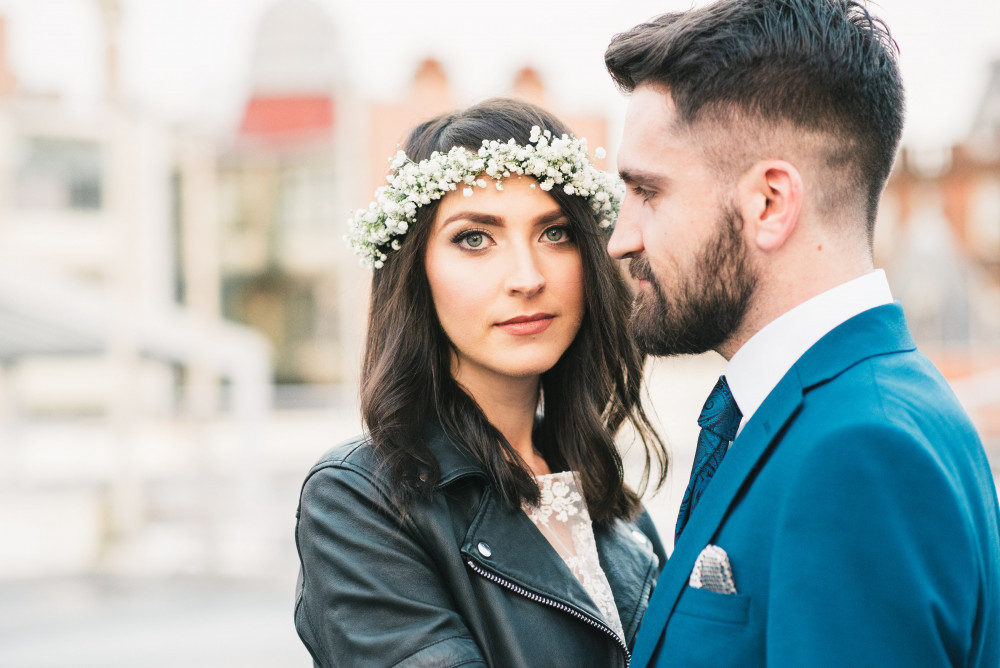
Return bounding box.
[697,376,742,442]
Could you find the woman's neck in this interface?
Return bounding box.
[452,366,550,476]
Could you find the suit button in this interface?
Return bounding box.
[477,542,492,558]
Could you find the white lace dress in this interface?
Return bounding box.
[522,471,625,640]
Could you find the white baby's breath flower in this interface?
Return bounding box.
[345,128,623,268]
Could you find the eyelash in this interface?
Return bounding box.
[631,185,654,203]
[451,228,494,250]
[449,224,573,250]
[543,225,574,244]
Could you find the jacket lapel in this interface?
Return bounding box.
[596,518,662,642]
[427,423,627,627]
[461,487,609,621]
[630,303,917,667]
[431,432,658,646]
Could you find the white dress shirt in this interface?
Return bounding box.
[725,269,894,435]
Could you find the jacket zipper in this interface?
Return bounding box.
[466,559,631,668]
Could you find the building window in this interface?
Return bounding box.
[14,137,103,211]
[277,165,336,234]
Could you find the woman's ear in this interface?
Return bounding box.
[736,160,803,252]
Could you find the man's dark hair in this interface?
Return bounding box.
[361,98,667,522]
[605,0,904,238]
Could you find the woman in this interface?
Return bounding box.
[294,98,668,667]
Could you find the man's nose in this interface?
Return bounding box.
[607,203,644,259]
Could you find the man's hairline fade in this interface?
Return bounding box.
[605,0,905,247]
[630,81,866,229]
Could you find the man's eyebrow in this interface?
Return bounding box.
[618,168,668,188]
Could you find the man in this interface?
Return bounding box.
[604,1,1000,666]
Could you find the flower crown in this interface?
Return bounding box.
[346,126,625,268]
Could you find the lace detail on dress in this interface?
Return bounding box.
[523,471,625,640]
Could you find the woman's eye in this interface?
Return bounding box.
[455,230,491,249]
[544,226,571,243]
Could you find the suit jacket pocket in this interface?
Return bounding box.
[674,585,750,625]
[663,587,757,667]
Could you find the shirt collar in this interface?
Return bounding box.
[725,269,893,433]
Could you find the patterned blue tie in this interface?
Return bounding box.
[675,375,742,542]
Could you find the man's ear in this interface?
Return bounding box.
[736,160,803,252]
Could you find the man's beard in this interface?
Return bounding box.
[628,205,757,356]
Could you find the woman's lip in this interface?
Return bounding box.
[496,314,555,335]
[497,313,554,326]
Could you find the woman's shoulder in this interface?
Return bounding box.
[310,433,376,469]
[300,434,383,495]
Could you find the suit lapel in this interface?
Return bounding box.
[630,303,917,667]
[629,374,804,667]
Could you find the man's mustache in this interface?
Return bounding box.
[628,254,654,283]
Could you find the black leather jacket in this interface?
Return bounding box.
[294,425,666,667]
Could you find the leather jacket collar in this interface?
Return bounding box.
[423,421,486,487]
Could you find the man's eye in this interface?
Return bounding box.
[632,186,654,202]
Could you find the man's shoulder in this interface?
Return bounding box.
[792,302,965,429]
[785,346,989,501]
[814,345,971,430]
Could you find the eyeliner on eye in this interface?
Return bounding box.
[451,227,493,250]
[451,228,487,242]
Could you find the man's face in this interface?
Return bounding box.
[609,85,757,356]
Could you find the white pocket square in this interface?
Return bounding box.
[689,544,738,594]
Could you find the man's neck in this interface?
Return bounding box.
[722,269,893,431]
[719,247,874,361]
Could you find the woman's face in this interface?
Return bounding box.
[424,175,586,392]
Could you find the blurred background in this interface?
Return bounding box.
[0,0,997,665]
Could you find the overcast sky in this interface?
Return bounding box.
[0,0,997,150]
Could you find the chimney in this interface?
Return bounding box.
[0,16,17,98]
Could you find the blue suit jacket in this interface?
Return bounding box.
[633,304,1000,667]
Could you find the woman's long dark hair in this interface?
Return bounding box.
[360,98,666,524]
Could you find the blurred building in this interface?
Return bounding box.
[218,0,607,392]
[219,0,613,391]
[219,0,359,389]
[3,0,994,582]
[0,0,616,578]
[0,7,271,577]
[879,58,1000,465]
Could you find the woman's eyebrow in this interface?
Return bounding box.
[439,207,565,230]
[534,210,567,225]
[439,212,504,229]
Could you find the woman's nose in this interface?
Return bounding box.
[504,249,545,297]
